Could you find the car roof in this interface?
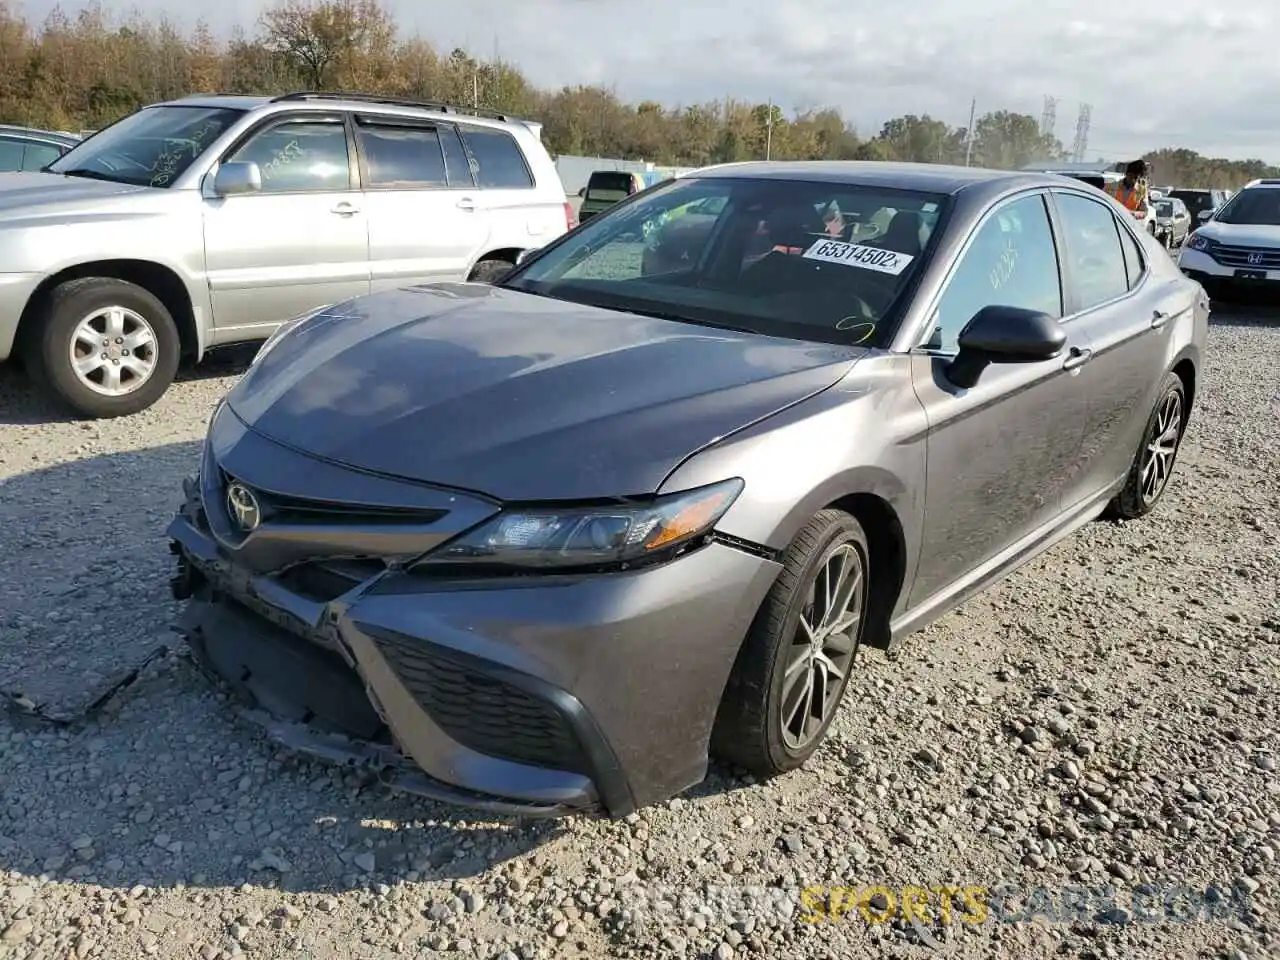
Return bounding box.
[682,160,1068,197]
[0,123,80,146]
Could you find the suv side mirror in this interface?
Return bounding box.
[577,186,586,198]
[947,305,1066,389]
[212,161,262,197]
[1197,209,1213,223]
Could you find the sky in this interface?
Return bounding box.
[17,0,1280,163]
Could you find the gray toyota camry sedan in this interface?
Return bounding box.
[168,161,1209,818]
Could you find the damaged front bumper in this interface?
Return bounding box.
[167,426,781,819]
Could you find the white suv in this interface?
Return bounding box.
[0,92,574,417]
[1178,178,1280,299]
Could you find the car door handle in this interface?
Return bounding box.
[1151,309,1170,329]
[456,197,478,212]
[1062,347,1093,370]
[331,202,359,216]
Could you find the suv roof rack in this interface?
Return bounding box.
[270,91,517,123]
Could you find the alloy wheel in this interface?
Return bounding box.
[779,541,865,750]
[1140,389,1182,505]
[69,305,159,396]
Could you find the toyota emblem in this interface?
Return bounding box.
[1248,252,1263,265]
[226,482,262,533]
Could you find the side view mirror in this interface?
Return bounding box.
[947,305,1066,389]
[1197,209,1213,223]
[576,186,586,198]
[212,161,262,197]
[515,249,534,266]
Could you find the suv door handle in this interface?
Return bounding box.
[1062,347,1093,371]
[456,197,477,212]
[331,202,359,216]
[1151,309,1170,329]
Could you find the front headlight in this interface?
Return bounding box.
[413,478,744,573]
[1187,232,1216,252]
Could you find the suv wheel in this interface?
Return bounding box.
[25,277,180,419]
[711,509,869,777]
[467,258,514,284]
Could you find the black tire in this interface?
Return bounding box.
[24,277,180,419]
[1108,371,1187,520]
[711,509,869,777]
[467,258,514,284]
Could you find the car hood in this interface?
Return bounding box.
[0,171,150,215]
[227,284,863,501]
[1198,222,1280,247]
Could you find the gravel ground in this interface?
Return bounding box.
[1,306,1278,960]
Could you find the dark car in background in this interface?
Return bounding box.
[1170,188,1231,229]
[0,124,80,172]
[169,162,1207,819]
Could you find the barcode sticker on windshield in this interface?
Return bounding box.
[802,239,915,275]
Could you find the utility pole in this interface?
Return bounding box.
[964,97,976,166]
[473,71,479,109]
[765,97,774,160]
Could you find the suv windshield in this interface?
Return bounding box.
[585,172,636,202]
[48,105,245,187]
[1211,189,1280,226]
[1156,201,1173,217]
[505,177,947,347]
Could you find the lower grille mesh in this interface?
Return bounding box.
[373,633,589,775]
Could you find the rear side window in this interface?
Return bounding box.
[356,121,447,187]
[458,125,533,189]
[1054,192,1129,310]
[439,125,473,187]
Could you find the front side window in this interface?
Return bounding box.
[356,120,447,188]
[458,125,533,188]
[48,105,243,187]
[1055,192,1130,310]
[505,177,947,347]
[1211,188,1280,226]
[924,193,1062,354]
[227,118,350,193]
[22,141,64,171]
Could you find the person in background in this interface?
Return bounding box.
[1107,159,1150,216]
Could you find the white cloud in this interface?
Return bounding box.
[19,0,1280,161]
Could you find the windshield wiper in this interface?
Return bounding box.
[59,168,124,183]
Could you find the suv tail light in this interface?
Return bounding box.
[564,201,577,231]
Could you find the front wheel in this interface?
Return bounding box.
[467,258,514,284]
[1108,372,1187,519]
[24,277,180,419]
[711,510,869,777]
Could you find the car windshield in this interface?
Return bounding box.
[1211,189,1280,226]
[505,176,947,347]
[1156,201,1174,216]
[1171,191,1214,216]
[47,105,245,188]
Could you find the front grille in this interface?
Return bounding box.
[1209,244,1280,269]
[373,632,590,775]
[220,470,447,527]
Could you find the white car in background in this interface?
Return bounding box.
[1178,178,1280,299]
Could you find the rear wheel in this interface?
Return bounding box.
[711,510,869,777]
[24,277,180,419]
[1108,372,1186,519]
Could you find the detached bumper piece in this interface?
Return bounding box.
[176,582,605,819]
